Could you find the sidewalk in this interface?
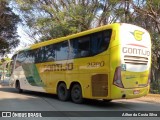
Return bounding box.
[135,94,160,104]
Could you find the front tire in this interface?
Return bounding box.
[71,84,83,104]
[57,83,70,101]
[16,81,23,93]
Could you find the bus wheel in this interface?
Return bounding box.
[71,84,83,104]
[16,81,23,93]
[57,83,70,101]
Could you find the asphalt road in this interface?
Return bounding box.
[0,82,160,120]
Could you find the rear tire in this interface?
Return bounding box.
[16,81,23,93]
[57,83,70,101]
[71,84,83,104]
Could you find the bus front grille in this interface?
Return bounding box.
[124,55,148,65]
[91,74,108,97]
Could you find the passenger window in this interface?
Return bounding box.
[34,41,69,62]
[104,29,112,49]
[69,38,78,59]
[45,44,56,62]
[78,36,90,57]
[34,49,41,63]
[56,41,69,61]
[34,48,44,63]
[34,45,56,63]
[91,29,112,55]
[16,52,27,67]
[70,35,90,58]
[25,50,35,63]
[10,54,17,73]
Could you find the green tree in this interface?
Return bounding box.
[131,0,160,93]
[11,0,121,41]
[0,0,20,55]
[131,0,160,66]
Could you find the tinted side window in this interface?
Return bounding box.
[56,41,69,61]
[34,46,55,63]
[91,29,112,55]
[35,41,69,63]
[45,44,56,62]
[34,47,49,63]
[103,29,112,49]
[35,48,43,63]
[10,54,17,73]
[16,52,27,67]
[25,50,35,63]
[70,35,90,59]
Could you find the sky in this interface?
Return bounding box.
[7,25,33,58]
[17,25,33,48]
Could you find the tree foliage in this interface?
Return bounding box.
[12,0,124,41]
[0,0,20,55]
[10,0,160,92]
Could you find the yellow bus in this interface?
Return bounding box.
[9,23,151,103]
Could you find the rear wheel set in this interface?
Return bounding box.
[57,83,83,104]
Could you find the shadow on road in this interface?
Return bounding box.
[0,85,151,110]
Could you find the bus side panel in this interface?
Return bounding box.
[35,60,68,94]
[69,52,110,99]
[10,65,47,93]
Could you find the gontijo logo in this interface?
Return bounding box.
[131,30,144,41]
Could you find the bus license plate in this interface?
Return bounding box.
[133,90,140,94]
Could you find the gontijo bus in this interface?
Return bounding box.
[9,23,151,103]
